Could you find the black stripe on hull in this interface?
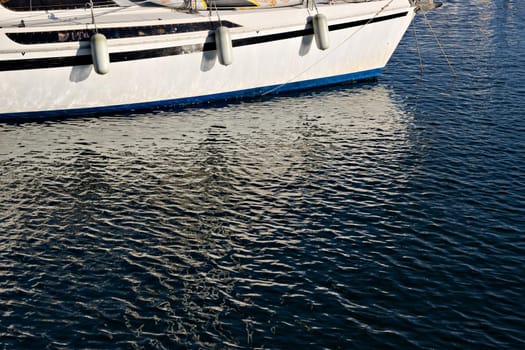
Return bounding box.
[0,11,408,72]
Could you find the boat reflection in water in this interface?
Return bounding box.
[0,84,417,348]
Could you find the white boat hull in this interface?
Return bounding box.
[0,0,416,119]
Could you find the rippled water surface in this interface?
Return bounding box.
[1,1,524,348]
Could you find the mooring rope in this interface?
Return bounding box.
[412,19,423,76]
[422,9,456,78]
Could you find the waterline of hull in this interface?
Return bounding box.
[0,68,382,120]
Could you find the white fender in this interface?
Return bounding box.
[90,33,110,75]
[215,26,233,66]
[313,13,330,50]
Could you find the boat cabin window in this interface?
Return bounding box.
[1,0,117,11]
[7,21,241,44]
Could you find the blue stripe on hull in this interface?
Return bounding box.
[0,68,382,121]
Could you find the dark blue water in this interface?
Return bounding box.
[1,1,524,348]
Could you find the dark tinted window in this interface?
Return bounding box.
[6,21,241,44]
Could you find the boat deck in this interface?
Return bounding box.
[0,0,397,29]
